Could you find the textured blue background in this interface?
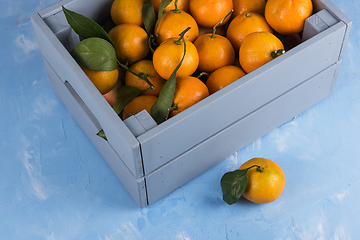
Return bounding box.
[1,0,359,239]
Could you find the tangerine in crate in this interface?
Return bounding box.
[239,31,285,73]
[153,36,199,79]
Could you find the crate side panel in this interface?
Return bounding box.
[146,63,339,205]
[139,22,347,175]
[31,13,144,178]
[38,0,113,25]
[43,58,147,208]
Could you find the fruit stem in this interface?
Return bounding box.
[117,60,155,89]
[271,49,285,58]
[174,26,191,45]
[257,166,264,172]
[174,0,180,13]
[246,164,264,173]
[211,9,233,38]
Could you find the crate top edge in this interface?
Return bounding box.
[318,0,352,25]
[36,0,73,19]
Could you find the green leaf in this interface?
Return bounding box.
[150,30,188,124]
[62,6,114,45]
[70,37,118,71]
[220,169,249,205]
[142,0,156,36]
[154,0,172,35]
[96,129,107,141]
[150,73,177,124]
[113,86,143,115]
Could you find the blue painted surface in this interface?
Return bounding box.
[0,0,359,239]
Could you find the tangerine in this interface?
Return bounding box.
[239,158,285,204]
[265,0,313,35]
[122,95,158,120]
[155,9,199,45]
[206,65,246,94]
[239,31,284,73]
[170,76,209,117]
[189,0,233,28]
[194,33,235,73]
[153,37,199,79]
[110,0,145,27]
[80,65,119,95]
[108,23,149,65]
[226,12,272,53]
[125,60,166,96]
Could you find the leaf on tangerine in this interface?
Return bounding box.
[70,37,118,71]
[142,0,156,36]
[220,169,249,205]
[62,6,114,45]
[154,0,172,35]
[113,86,144,115]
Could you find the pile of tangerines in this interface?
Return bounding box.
[86,0,313,122]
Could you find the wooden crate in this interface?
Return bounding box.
[31,0,352,207]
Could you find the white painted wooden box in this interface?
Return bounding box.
[31,0,351,207]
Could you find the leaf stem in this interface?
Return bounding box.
[245,164,264,173]
[117,60,155,90]
[174,0,180,13]
[175,26,191,45]
[211,9,233,38]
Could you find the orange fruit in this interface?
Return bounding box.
[108,23,149,65]
[194,33,235,73]
[125,60,166,96]
[122,95,158,120]
[226,12,272,53]
[151,0,190,14]
[155,10,199,45]
[265,0,313,35]
[189,0,233,28]
[239,31,284,73]
[170,76,209,117]
[110,0,145,27]
[239,158,285,204]
[232,0,266,19]
[206,65,246,94]
[80,65,119,95]
[153,37,199,79]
